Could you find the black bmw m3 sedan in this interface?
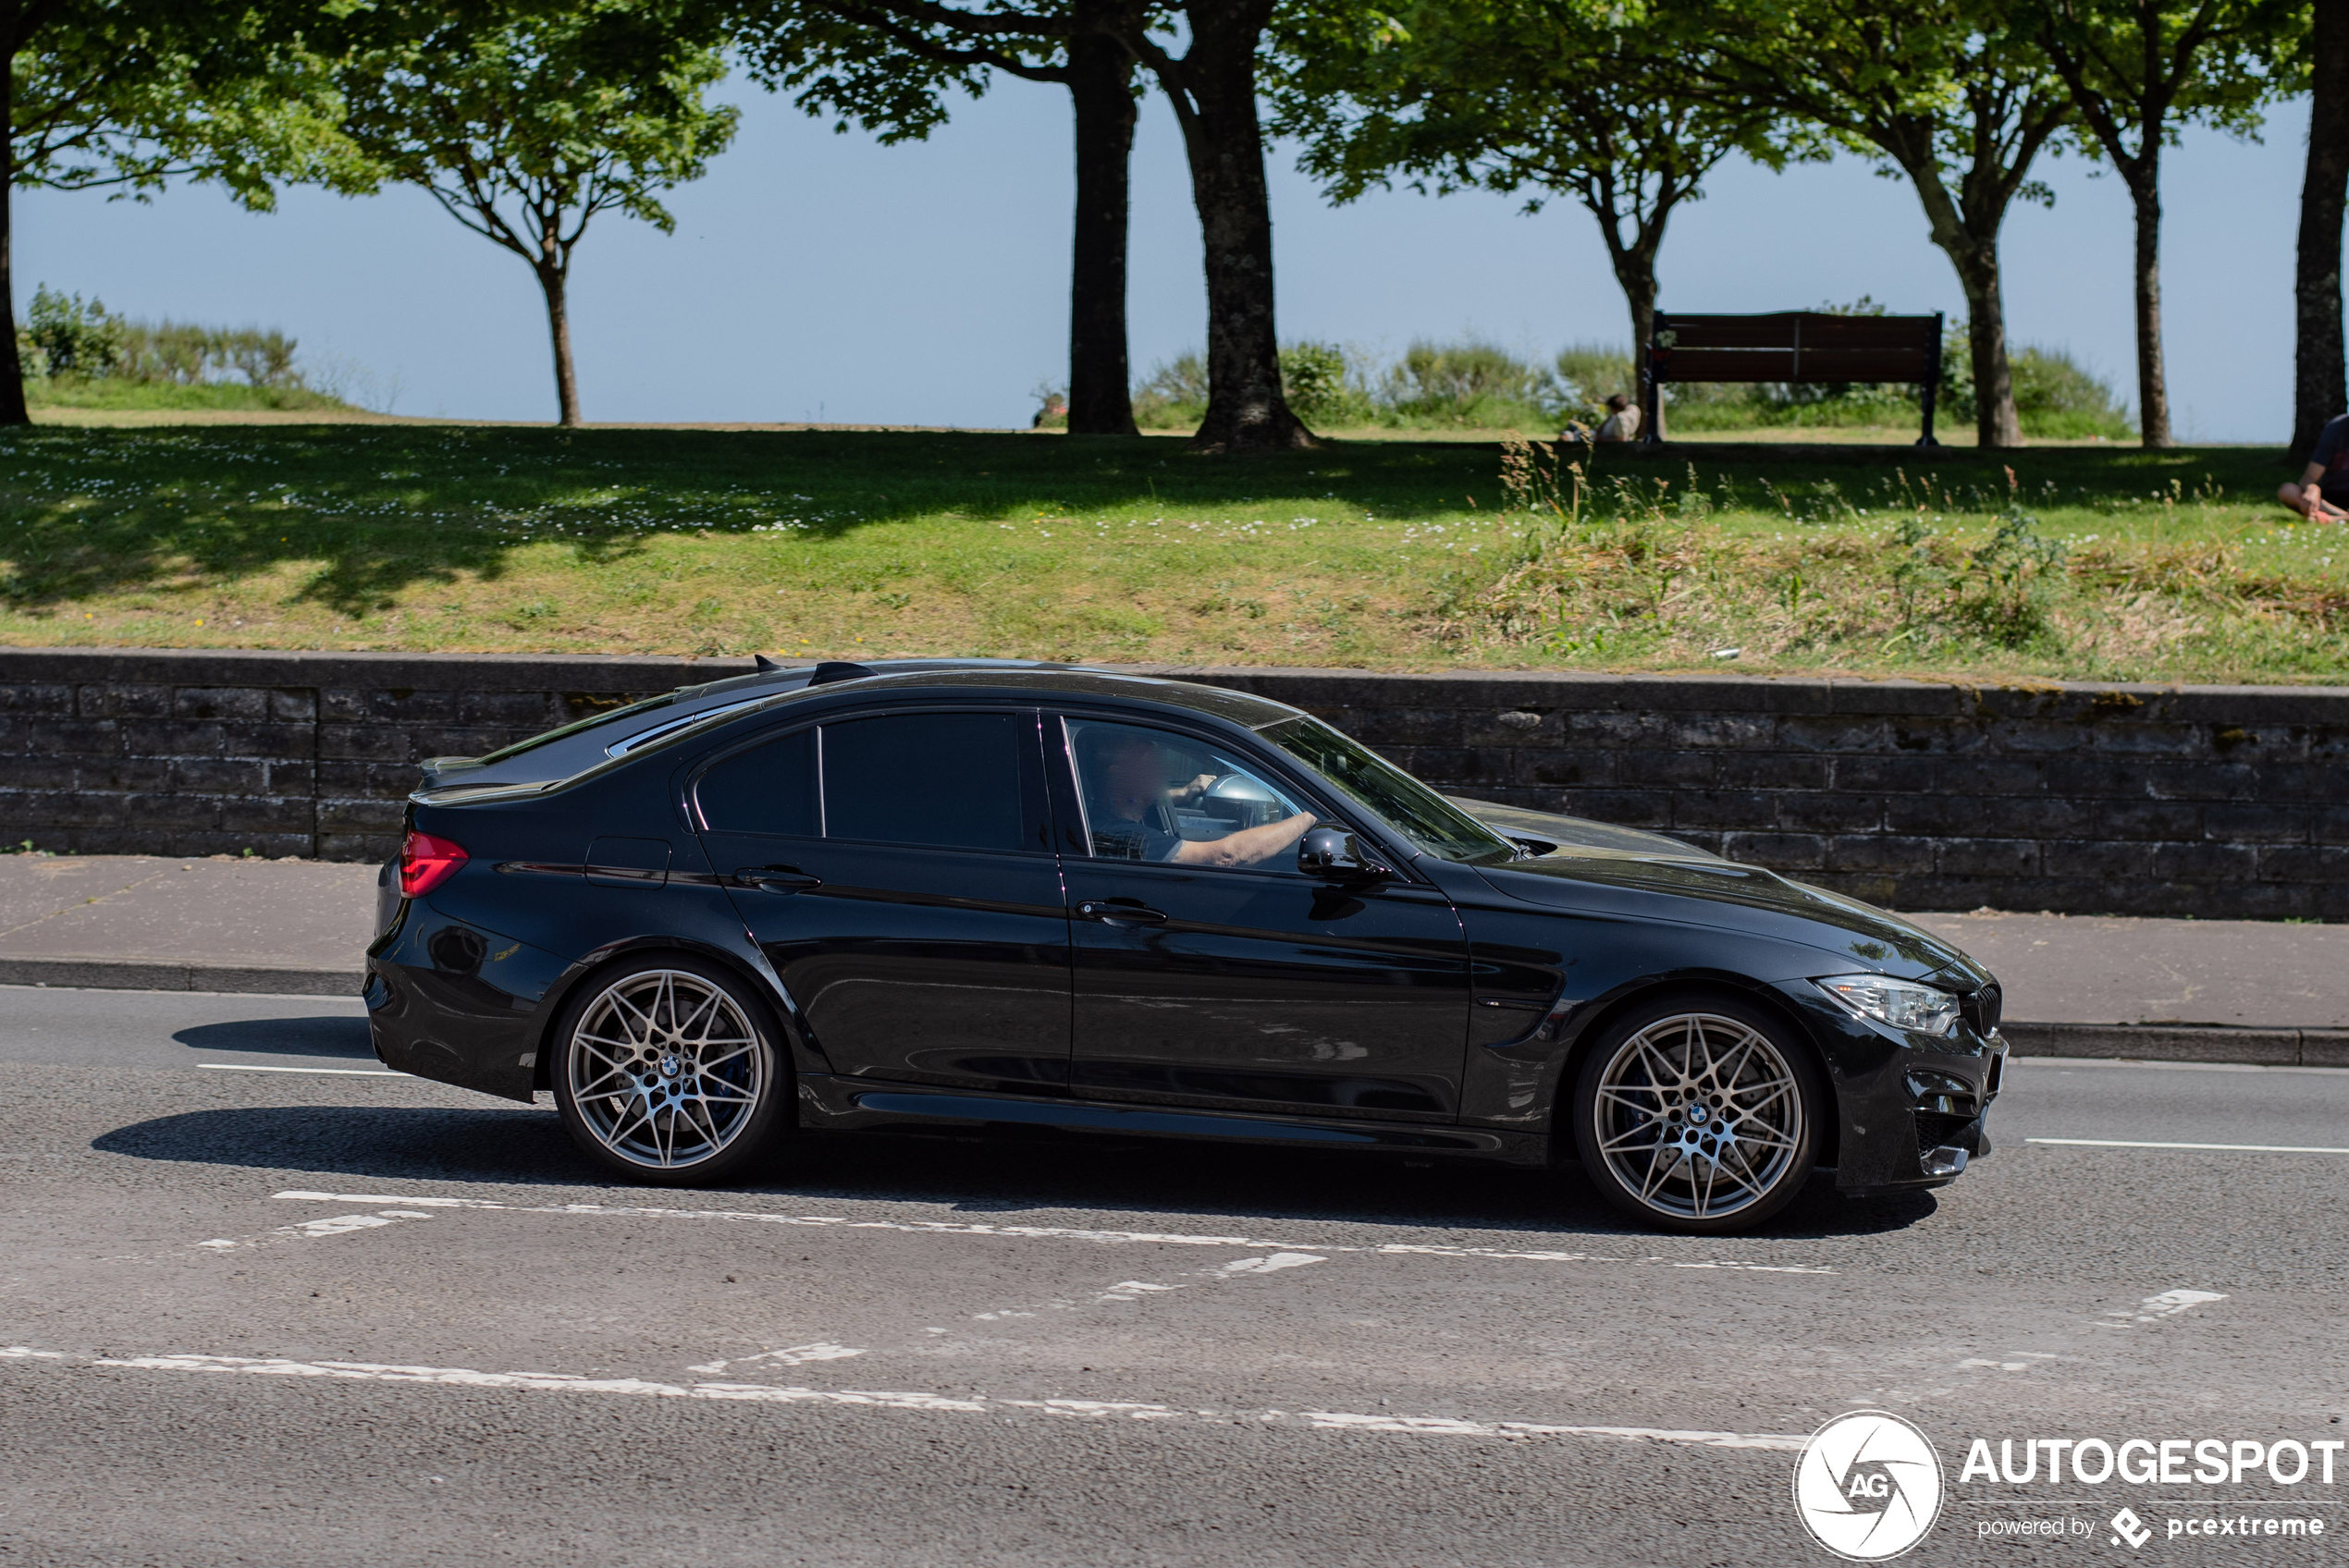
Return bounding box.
[366,658,2007,1234]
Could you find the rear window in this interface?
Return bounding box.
[821,713,1027,852]
[696,729,818,838]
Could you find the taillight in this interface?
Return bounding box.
[399,830,469,898]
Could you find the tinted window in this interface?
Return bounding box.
[696,729,818,837]
[823,713,1027,852]
[1065,717,1315,871]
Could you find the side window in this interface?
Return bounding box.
[695,728,818,838]
[1064,718,1316,871]
[822,712,1030,853]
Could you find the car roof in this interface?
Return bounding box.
[782,668,1306,729]
[416,659,1311,794]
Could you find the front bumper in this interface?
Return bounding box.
[1778,980,2007,1194]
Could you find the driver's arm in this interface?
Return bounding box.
[1169,811,1319,868]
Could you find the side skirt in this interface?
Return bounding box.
[796,1076,1550,1166]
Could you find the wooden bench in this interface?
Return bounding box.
[1642,311,1945,447]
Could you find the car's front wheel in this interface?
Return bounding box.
[1570,993,1825,1234]
[551,957,788,1185]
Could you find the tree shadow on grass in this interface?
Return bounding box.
[0,423,2291,620]
[92,1101,1934,1245]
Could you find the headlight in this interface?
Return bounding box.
[1815,974,1961,1035]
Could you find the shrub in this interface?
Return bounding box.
[1279,340,1378,425]
[19,285,311,391]
[27,286,126,376]
[1133,351,1209,430]
[1384,339,1557,428]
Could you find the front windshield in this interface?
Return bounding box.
[1261,716,1516,864]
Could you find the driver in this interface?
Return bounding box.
[1084,730,1318,868]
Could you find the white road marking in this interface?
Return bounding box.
[9,1346,1805,1452]
[198,1064,401,1077]
[1216,1253,1324,1276]
[2094,1288,2228,1329]
[686,1342,865,1377]
[271,1192,1835,1273]
[194,1209,435,1252]
[2029,1137,2349,1155]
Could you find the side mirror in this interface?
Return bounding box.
[1297,826,1390,882]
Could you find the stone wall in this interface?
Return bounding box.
[0,646,2341,917]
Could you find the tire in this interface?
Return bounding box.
[1570,991,1826,1235]
[550,955,790,1186]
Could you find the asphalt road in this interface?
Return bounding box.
[3,986,2346,1567]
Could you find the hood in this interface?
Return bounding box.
[1473,851,1979,983]
[1448,796,1724,860]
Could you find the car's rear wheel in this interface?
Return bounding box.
[1570,993,1825,1234]
[551,957,788,1185]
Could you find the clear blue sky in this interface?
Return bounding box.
[17,79,2309,440]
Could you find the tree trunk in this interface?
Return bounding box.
[1908,175,2023,447]
[1162,0,1311,452]
[0,38,29,429]
[538,264,581,428]
[1957,251,2022,448]
[1594,221,1663,405]
[2296,0,2349,464]
[2127,162,2171,447]
[1065,24,1138,436]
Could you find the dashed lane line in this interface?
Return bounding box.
[0,1346,1805,1452]
[267,1190,1837,1273]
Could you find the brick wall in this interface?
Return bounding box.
[1,647,2342,917]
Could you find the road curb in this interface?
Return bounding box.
[0,957,362,997]
[2003,1022,2349,1068]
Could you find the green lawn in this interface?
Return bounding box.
[0,421,2333,683]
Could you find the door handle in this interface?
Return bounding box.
[736,865,822,894]
[1076,899,1166,925]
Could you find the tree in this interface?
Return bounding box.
[739,0,1147,435]
[2,0,356,424]
[2037,0,2301,447]
[1272,0,1791,368]
[1705,0,2070,447]
[2296,0,2349,463]
[1120,0,1313,448]
[338,2,739,426]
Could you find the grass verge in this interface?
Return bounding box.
[0,422,2331,683]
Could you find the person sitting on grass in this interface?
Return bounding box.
[1595,392,1643,443]
[2280,412,2349,521]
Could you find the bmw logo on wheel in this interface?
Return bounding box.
[1793,1410,1946,1561]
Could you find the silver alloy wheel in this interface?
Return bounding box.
[1591,1011,1804,1221]
[565,969,765,1170]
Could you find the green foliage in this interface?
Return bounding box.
[9,0,365,206]
[333,1,738,422]
[1279,341,1373,423]
[1384,340,1557,426]
[1133,353,1211,430]
[25,288,127,377]
[338,4,739,249]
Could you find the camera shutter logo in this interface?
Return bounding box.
[1792,1411,1945,1561]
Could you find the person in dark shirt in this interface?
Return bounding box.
[1083,729,1317,868]
[2280,414,2349,520]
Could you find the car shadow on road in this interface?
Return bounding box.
[171,1017,377,1060]
[91,1102,1937,1243]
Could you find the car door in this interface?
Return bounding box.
[1051,713,1470,1121]
[691,705,1072,1094]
